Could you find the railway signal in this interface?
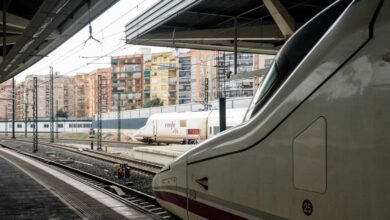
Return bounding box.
[114,163,131,179]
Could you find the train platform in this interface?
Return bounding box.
[58,141,196,165]
[0,146,152,219]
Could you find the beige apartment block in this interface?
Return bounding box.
[150,52,178,106]
[74,73,90,117]
[23,74,75,118]
[0,80,12,120]
[111,55,144,109]
[88,68,112,117]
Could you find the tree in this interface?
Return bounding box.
[144,97,163,108]
[56,109,68,118]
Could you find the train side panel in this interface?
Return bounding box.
[155,117,208,144]
[185,1,389,219]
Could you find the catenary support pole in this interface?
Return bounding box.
[97,75,102,150]
[33,77,38,152]
[11,78,15,139]
[219,52,226,132]
[204,78,209,111]
[5,105,8,136]
[56,100,58,139]
[117,92,121,142]
[24,103,27,138]
[234,17,238,76]
[49,66,54,142]
[24,88,28,138]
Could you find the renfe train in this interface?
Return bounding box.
[152,1,390,219]
[0,119,92,133]
[134,108,247,144]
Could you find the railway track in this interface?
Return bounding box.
[0,142,173,219]
[9,139,164,175]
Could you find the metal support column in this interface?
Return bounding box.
[56,100,58,139]
[2,0,7,61]
[11,78,15,139]
[204,78,209,111]
[5,105,8,136]
[234,17,238,76]
[3,0,8,137]
[24,102,27,138]
[97,75,102,150]
[33,77,38,152]
[117,93,121,142]
[218,52,227,132]
[24,88,28,138]
[49,66,54,142]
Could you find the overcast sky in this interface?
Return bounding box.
[15,0,166,82]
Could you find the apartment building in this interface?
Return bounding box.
[150,52,178,105]
[143,60,152,104]
[88,68,112,117]
[23,74,75,118]
[178,52,191,104]
[111,55,144,110]
[189,50,218,103]
[0,80,12,120]
[74,73,90,117]
[15,82,25,120]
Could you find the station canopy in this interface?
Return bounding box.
[0,0,118,83]
[125,0,334,55]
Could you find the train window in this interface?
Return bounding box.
[30,124,35,128]
[188,129,200,135]
[44,124,49,128]
[209,127,212,135]
[244,0,350,121]
[58,124,63,128]
[213,126,220,135]
[17,124,22,128]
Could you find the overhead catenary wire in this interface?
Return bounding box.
[1,0,313,103]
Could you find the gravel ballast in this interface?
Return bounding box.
[1,140,154,195]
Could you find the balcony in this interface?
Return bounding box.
[168,78,177,84]
[169,85,176,91]
[169,91,176,98]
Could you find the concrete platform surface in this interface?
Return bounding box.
[0,154,80,219]
[59,142,197,165]
[0,146,152,219]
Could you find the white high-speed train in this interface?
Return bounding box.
[134,108,247,144]
[152,1,390,219]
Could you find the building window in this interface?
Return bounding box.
[264,59,273,68]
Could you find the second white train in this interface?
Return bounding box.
[134,108,247,144]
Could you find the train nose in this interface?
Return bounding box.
[152,172,160,191]
[152,165,168,192]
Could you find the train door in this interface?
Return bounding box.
[153,120,157,142]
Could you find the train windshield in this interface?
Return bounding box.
[243,0,350,122]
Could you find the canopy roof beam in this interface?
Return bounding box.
[0,11,30,30]
[264,0,295,38]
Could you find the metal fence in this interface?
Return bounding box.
[100,96,252,120]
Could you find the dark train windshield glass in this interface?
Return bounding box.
[244,0,350,122]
